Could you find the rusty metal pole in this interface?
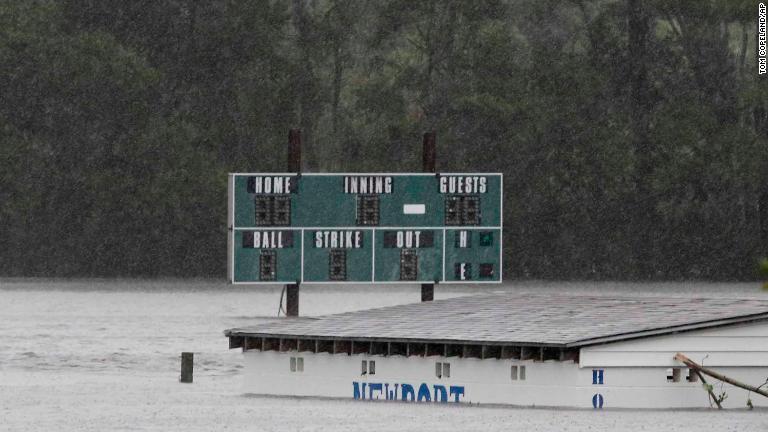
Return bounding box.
[286,129,301,316]
[422,131,436,302]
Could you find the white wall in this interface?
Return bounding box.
[575,321,768,408]
[580,321,768,367]
[244,351,598,407]
[244,351,768,408]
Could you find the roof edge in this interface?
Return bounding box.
[566,312,768,348]
[222,330,568,348]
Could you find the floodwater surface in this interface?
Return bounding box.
[1,279,766,431]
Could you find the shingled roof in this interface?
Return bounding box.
[225,293,768,348]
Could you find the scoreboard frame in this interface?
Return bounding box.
[228,172,503,285]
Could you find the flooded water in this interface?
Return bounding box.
[1,279,766,431]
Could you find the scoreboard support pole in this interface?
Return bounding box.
[421,131,436,302]
[286,284,299,316]
[286,129,302,317]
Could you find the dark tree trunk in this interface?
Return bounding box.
[291,0,317,170]
[627,0,655,278]
[332,43,342,136]
[760,164,768,257]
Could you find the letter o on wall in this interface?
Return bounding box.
[592,393,604,409]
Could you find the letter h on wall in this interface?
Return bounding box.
[592,369,604,385]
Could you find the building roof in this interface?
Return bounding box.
[225,293,768,348]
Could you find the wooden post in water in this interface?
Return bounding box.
[421,131,436,302]
[180,352,193,383]
[286,129,302,316]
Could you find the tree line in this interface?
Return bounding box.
[1,0,766,280]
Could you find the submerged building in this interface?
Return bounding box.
[225,293,768,409]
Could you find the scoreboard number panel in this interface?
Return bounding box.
[228,173,502,284]
[373,229,442,282]
[232,229,302,282]
[303,229,373,282]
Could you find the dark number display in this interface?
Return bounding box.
[329,249,347,281]
[445,195,481,225]
[254,195,292,226]
[356,195,380,226]
[400,249,418,280]
[259,250,277,281]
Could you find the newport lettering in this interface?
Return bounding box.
[352,381,465,403]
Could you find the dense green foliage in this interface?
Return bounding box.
[1,0,766,279]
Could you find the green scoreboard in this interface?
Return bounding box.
[227,173,502,284]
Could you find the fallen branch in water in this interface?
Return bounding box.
[692,367,722,409]
[675,353,768,400]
